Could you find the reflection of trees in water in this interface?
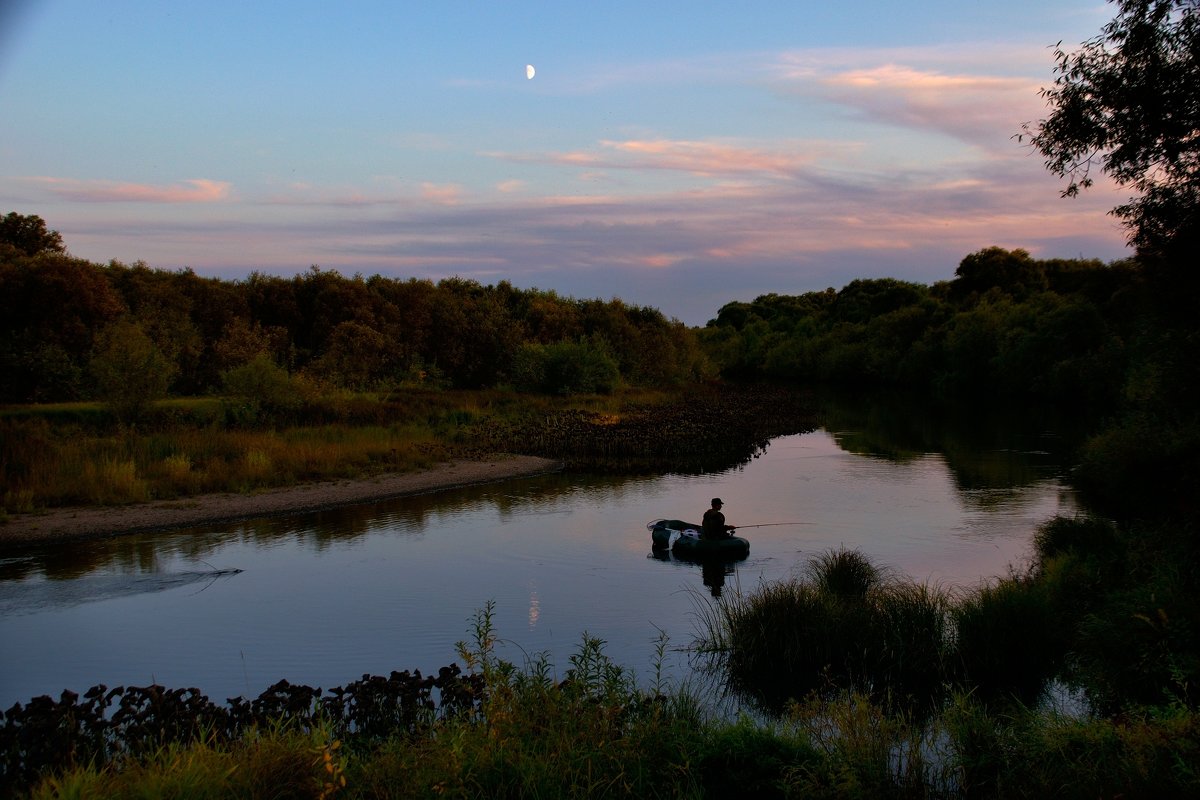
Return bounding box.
[819,388,1083,498]
[1,471,673,581]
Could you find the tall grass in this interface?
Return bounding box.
[950,572,1062,705]
[0,389,675,513]
[699,548,1072,715]
[14,603,1200,799]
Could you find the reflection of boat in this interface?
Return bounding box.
[647,519,750,560]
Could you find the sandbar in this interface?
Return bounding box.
[0,455,562,549]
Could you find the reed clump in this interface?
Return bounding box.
[700,547,1073,715]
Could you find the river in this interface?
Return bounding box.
[0,400,1080,709]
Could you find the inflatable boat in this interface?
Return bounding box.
[647,519,750,559]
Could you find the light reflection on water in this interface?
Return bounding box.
[0,426,1078,709]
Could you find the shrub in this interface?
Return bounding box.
[89,319,177,425]
[222,354,302,427]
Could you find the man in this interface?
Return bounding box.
[701,498,736,540]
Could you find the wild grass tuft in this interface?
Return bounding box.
[701,549,953,714]
[809,546,885,600]
[950,572,1061,705]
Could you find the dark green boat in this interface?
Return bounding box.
[647,519,750,559]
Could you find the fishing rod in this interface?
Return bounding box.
[732,522,813,529]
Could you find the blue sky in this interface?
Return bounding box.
[1,1,1130,324]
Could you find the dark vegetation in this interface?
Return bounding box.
[0,216,705,408]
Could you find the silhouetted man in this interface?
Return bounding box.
[701,498,736,540]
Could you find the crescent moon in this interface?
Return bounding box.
[526,64,535,80]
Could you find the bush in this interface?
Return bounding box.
[89,319,177,425]
[510,339,620,395]
[221,355,302,426]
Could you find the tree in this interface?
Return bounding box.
[89,319,177,425]
[0,212,66,256]
[1021,1,1199,253]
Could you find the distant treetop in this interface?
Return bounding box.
[1,212,66,256]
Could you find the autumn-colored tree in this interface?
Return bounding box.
[0,212,65,256]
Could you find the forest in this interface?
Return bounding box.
[0,221,707,409]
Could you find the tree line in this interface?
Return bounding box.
[701,247,1147,413]
[0,213,708,409]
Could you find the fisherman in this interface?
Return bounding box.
[701,498,736,540]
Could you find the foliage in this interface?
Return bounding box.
[0,667,483,795]
[700,251,1135,414]
[0,235,706,402]
[9,621,1198,799]
[88,319,177,426]
[221,354,304,426]
[0,212,64,257]
[1020,0,1200,253]
[510,338,620,395]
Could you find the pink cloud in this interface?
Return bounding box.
[488,138,850,179]
[421,182,464,205]
[27,176,232,203]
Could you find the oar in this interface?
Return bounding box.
[731,522,813,529]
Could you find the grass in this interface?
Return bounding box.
[1,388,672,514]
[14,613,1199,800]
[698,548,1077,715]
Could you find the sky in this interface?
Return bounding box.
[0,1,1132,324]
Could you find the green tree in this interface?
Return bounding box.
[222,354,301,426]
[0,212,65,256]
[89,319,177,425]
[1021,0,1199,252]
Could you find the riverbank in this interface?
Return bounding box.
[0,455,561,548]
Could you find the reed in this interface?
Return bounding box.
[701,549,953,713]
[809,547,886,600]
[13,610,1200,799]
[0,388,684,512]
[950,573,1061,704]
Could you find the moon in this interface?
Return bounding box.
[526,64,535,80]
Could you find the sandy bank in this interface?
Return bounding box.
[0,455,562,549]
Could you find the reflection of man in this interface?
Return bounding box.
[702,559,733,597]
[701,498,736,540]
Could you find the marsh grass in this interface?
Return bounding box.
[700,546,1081,716]
[699,549,954,714]
[810,547,886,600]
[950,573,1061,705]
[14,604,1200,799]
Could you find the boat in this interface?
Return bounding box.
[647,519,750,559]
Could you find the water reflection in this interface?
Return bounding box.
[647,549,742,598]
[818,388,1080,502]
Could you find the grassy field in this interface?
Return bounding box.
[0,389,658,515]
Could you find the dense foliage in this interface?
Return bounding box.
[0,220,707,405]
[702,247,1138,410]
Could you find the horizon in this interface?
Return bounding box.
[1,1,1132,325]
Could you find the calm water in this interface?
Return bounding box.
[0,413,1079,709]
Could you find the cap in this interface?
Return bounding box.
[711,498,723,506]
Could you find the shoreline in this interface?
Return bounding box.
[0,455,562,549]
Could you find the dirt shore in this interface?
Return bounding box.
[0,455,562,549]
